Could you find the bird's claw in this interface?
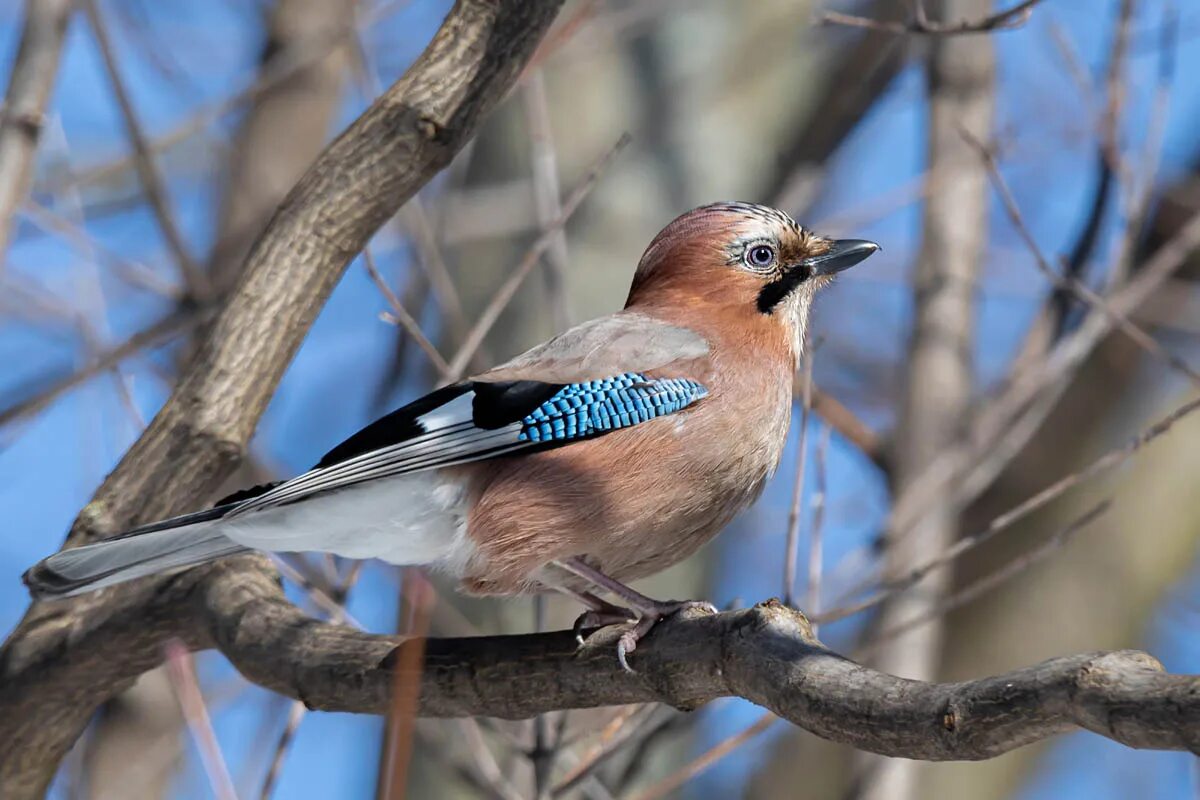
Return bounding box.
[614,599,717,673]
[572,606,637,646]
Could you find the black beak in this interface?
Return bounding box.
[803,239,880,276]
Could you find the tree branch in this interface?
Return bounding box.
[819,0,1044,36]
[0,0,73,267]
[0,2,564,795]
[198,571,1200,760]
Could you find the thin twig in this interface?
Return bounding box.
[0,310,197,429]
[380,569,436,800]
[0,0,73,269]
[522,68,572,331]
[531,596,556,799]
[164,641,238,800]
[962,127,1200,386]
[805,380,884,468]
[884,169,1200,542]
[269,556,365,630]
[259,558,366,799]
[458,718,526,800]
[819,0,1044,36]
[53,0,414,196]
[783,339,815,606]
[818,392,1200,624]
[445,132,631,379]
[627,713,777,800]
[20,199,181,299]
[550,704,658,797]
[364,248,453,379]
[258,700,305,800]
[81,0,208,300]
[862,500,1111,653]
[807,424,831,636]
[400,197,477,357]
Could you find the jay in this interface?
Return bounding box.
[25,202,877,668]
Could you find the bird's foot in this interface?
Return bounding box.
[615,599,717,673]
[572,604,637,645]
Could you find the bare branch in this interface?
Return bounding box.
[0,0,73,267]
[863,499,1112,651]
[445,132,631,379]
[860,6,994,794]
[628,712,777,800]
[0,3,565,795]
[198,578,1200,760]
[792,375,884,466]
[819,0,1045,36]
[783,339,815,607]
[81,0,209,300]
[163,642,237,800]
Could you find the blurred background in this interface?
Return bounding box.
[2,0,1200,797]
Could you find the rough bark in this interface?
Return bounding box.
[202,577,1200,759]
[207,0,352,293]
[80,3,354,796]
[0,2,564,795]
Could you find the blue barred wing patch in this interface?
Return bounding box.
[519,372,707,444]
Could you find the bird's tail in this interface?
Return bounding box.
[23,507,249,600]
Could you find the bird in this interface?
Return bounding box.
[24,201,877,669]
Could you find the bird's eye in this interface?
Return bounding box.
[745,244,776,270]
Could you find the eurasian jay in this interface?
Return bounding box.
[25,202,877,668]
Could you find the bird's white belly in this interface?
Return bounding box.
[219,473,476,576]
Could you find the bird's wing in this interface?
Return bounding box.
[226,314,710,516]
[474,311,710,384]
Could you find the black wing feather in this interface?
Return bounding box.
[314,380,564,470]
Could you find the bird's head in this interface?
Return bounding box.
[627,202,878,357]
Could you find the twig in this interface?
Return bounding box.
[627,713,777,800]
[380,570,436,800]
[458,718,526,800]
[81,0,208,300]
[863,500,1111,653]
[52,0,414,196]
[0,310,197,429]
[807,424,831,636]
[531,596,556,799]
[0,0,73,268]
[260,559,368,800]
[1046,0,1135,341]
[445,132,631,379]
[806,381,884,468]
[399,197,477,357]
[164,641,238,800]
[364,248,452,380]
[783,338,815,606]
[963,127,1200,385]
[550,705,658,797]
[1109,2,1177,290]
[258,700,304,800]
[817,392,1200,624]
[521,68,572,331]
[20,199,181,299]
[818,0,1044,36]
[886,168,1200,540]
[269,556,365,630]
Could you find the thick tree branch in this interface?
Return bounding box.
[197,569,1200,760]
[0,2,564,796]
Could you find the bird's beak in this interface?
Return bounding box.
[803,239,880,276]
